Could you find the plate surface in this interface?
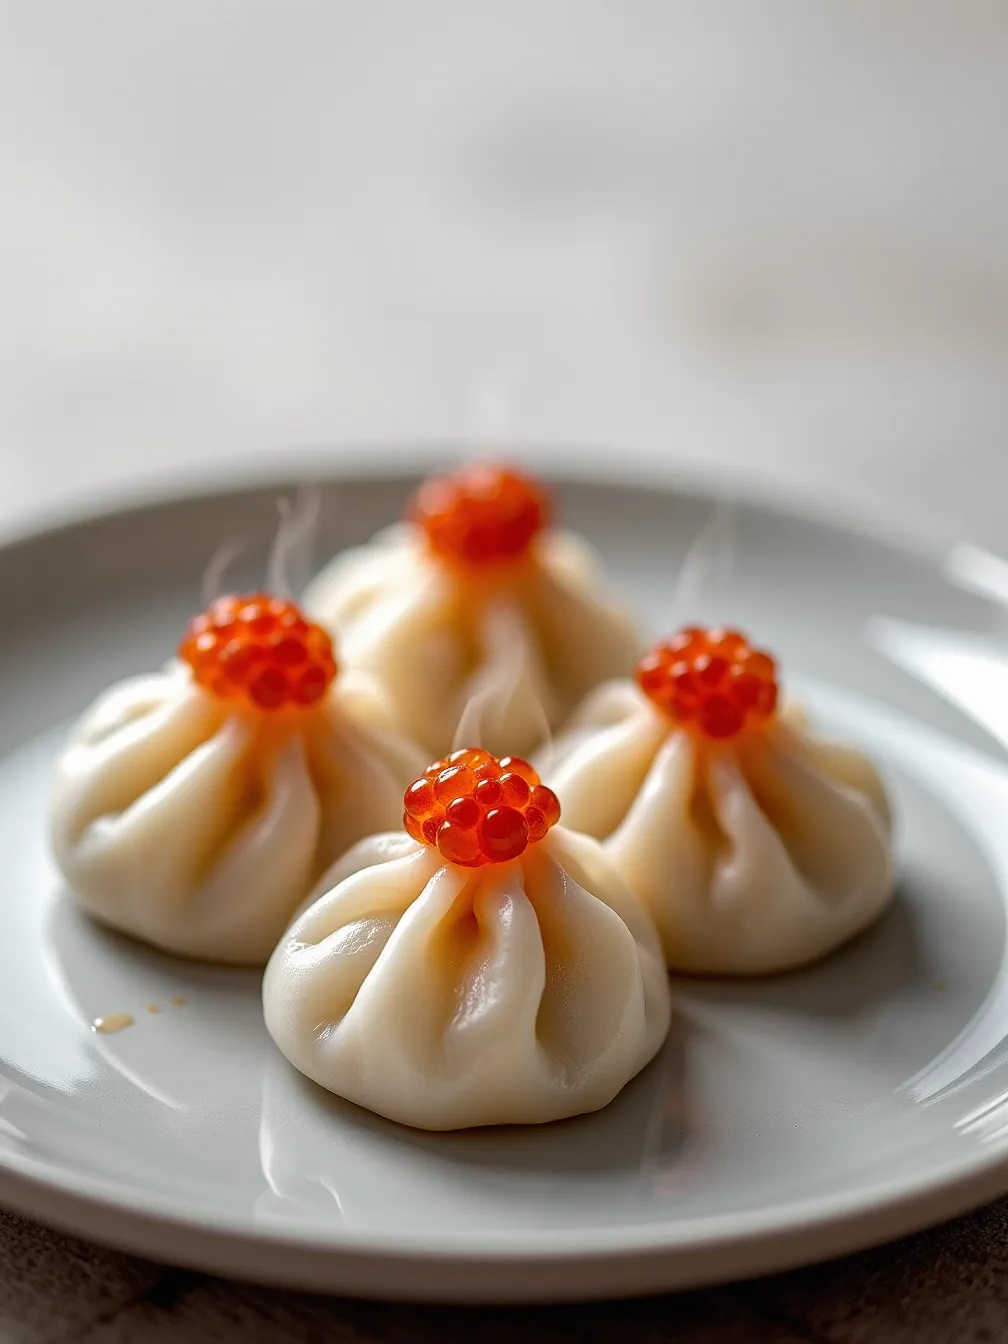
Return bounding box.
[3,470,1008,1301]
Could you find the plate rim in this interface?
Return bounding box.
[2,460,1007,1301]
[1,1133,1008,1300]
[0,441,958,568]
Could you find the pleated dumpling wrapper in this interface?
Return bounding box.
[543,627,894,975]
[302,462,640,760]
[51,592,427,965]
[263,747,671,1131]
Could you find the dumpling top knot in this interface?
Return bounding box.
[403,747,561,867]
[178,593,338,711]
[635,626,779,740]
[410,462,550,567]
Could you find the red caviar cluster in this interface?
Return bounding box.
[636,626,779,740]
[404,748,561,867]
[410,462,550,567]
[178,593,338,711]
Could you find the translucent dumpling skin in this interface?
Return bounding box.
[303,524,640,761]
[262,826,672,1130]
[51,666,427,965]
[543,683,895,976]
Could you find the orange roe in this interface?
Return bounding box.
[178,593,338,711]
[403,748,561,867]
[410,462,550,567]
[636,626,779,740]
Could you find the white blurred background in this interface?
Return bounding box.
[0,2,1005,545]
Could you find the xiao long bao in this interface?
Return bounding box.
[51,591,427,965]
[543,626,894,976]
[263,747,672,1131]
[303,462,640,760]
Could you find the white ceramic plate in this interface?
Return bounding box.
[3,469,1008,1302]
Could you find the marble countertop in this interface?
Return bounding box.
[1,2,1007,1338]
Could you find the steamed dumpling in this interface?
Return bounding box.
[263,831,671,1131]
[542,628,894,975]
[303,463,639,760]
[51,592,427,965]
[263,748,671,1130]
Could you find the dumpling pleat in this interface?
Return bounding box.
[575,686,896,974]
[263,832,672,1130]
[530,532,641,716]
[773,717,893,833]
[306,698,427,875]
[181,731,322,959]
[606,730,721,963]
[538,697,666,840]
[457,597,557,759]
[275,846,442,1050]
[302,524,416,627]
[339,569,473,758]
[53,674,220,845]
[52,666,423,965]
[303,524,641,761]
[731,723,892,911]
[544,827,671,1070]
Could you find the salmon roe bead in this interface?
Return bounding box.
[178,593,337,712]
[403,749,561,867]
[636,626,779,740]
[410,462,551,567]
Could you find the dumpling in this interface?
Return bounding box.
[263,747,671,1130]
[303,462,640,760]
[542,627,894,975]
[51,591,428,965]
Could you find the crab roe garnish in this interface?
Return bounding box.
[403,749,562,867]
[178,593,338,712]
[410,462,551,567]
[636,627,779,740]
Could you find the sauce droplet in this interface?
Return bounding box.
[171,996,188,1007]
[91,1014,135,1035]
[146,1004,161,1014]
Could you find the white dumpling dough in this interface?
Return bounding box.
[542,682,894,975]
[51,665,428,965]
[263,825,671,1130]
[303,524,639,760]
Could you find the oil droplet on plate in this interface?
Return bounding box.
[171,996,187,1008]
[146,1004,161,1014]
[91,1014,135,1035]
